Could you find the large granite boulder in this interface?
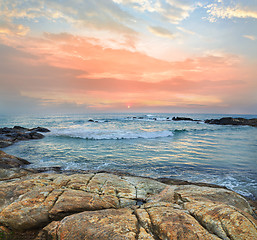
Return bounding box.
[0,172,256,239]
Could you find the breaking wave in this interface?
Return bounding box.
[51,128,174,140]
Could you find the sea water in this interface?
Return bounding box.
[1,113,257,199]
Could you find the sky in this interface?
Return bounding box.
[0,0,257,114]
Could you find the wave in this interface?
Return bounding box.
[173,129,188,134]
[51,128,174,140]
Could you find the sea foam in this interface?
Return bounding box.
[51,128,174,140]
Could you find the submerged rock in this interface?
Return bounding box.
[205,117,257,127]
[0,171,256,239]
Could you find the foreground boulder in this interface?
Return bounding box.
[205,117,257,127]
[0,150,30,169]
[0,126,50,148]
[0,171,256,240]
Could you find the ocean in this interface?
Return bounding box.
[1,113,257,200]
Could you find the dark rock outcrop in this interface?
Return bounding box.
[205,117,257,127]
[29,127,51,133]
[0,150,30,168]
[0,126,50,148]
[172,117,200,122]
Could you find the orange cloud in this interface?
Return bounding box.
[0,32,255,113]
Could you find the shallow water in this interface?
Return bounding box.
[1,113,257,199]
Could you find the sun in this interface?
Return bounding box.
[127,105,131,109]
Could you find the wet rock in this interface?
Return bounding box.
[0,150,30,168]
[205,117,257,127]
[13,126,29,131]
[0,126,50,148]
[29,127,50,133]
[172,117,200,122]
[158,177,228,189]
[0,140,13,148]
[0,168,33,181]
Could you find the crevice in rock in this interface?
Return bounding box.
[63,179,71,188]
[132,208,159,240]
[136,199,147,206]
[120,176,138,200]
[188,212,223,239]
[132,210,140,240]
[115,189,121,208]
[48,190,65,218]
[85,173,96,187]
[98,179,107,195]
[98,195,119,209]
[220,220,232,240]
[42,188,55,202]
[144,208,162,240]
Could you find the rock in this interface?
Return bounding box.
[0,140,13,148]
[184,201,257,240]
[48,189,119,220]
[0,126,50,148]
[29,127,50,133]
[173,185,253,214]
[0,171,256,239]
[0,186,61,230]
[0,168,33,181]
[0,226,12,240]
[13,126,29,131]
[138,206,220,239]
[29,131,45,139]
[0,128,13,134]
[172,117,199,122]
[42,208,138,240]
[158,177,228,189]
[205,117,257,127]
[0,150,30,168]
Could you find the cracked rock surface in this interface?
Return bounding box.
[0,171,256,240]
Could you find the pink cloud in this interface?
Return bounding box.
[0,33,255,113]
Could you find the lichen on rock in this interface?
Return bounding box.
[0,170,256,240]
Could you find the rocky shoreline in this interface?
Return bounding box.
[172,116,257,127]
[0,125,257,239]
[204,117,257,127]
[126,116,257,127]
[0,126,50,148]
